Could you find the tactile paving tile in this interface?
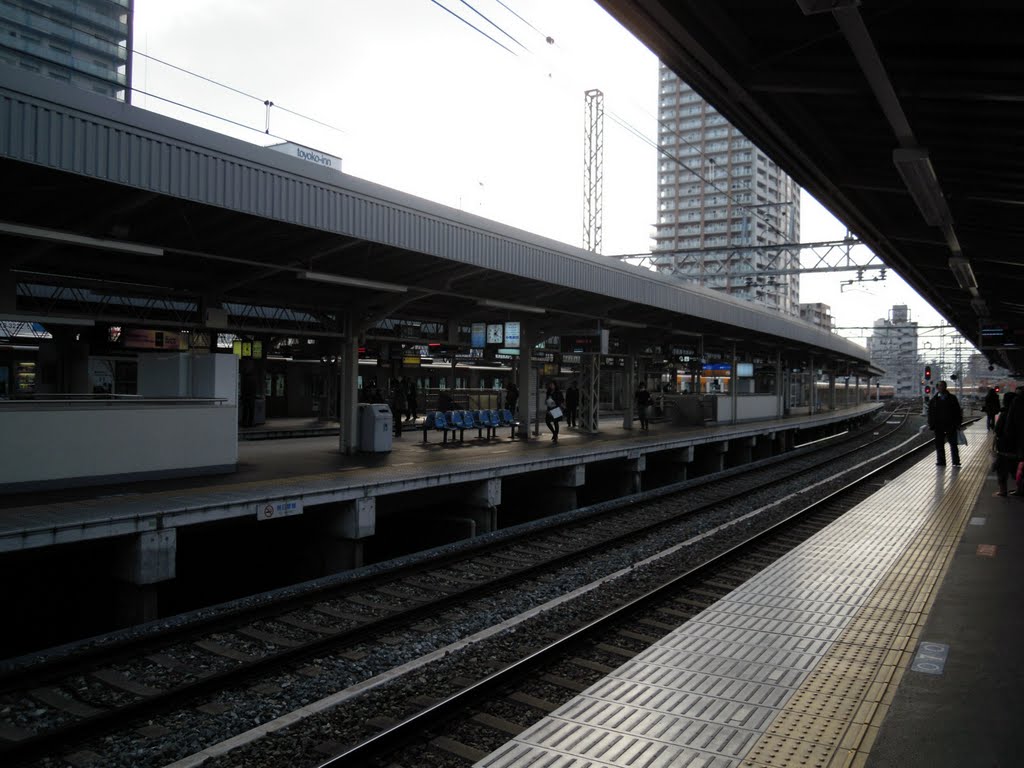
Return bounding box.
[474,424,988,768]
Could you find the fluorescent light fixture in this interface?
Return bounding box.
[948,256,977,291]
[796,0,860,14]
[0,221,164,257]
[477,298,546,315]
[0,312,95,327]
[970,297,990,317]
[892,148,951,227]
[604,318,646,329]
[299,271,408,293]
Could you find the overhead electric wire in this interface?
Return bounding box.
[457,0,529,51]
[128,87,291,145]
[132,49,347,138]
[492,0,547,38]
[427,0,518,56]
[483,0,792,243]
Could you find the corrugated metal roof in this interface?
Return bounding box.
[0,69,868,363]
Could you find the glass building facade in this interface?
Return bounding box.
[653,63,801,316]
[0,0,133,101]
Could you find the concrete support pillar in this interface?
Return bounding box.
[753,433,774,460]
[701,441,728,474]
[776,430,795,453]
[113,530,177,625]
[320,497,376,572]
[855,375,861,405]
[621,454,646,495]
[547,464,585,513]
[667,446,694,483]
[728,436,755,467]
[828,373,836,411]
[465,478,501,534]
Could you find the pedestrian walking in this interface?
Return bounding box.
[544,380,564,443]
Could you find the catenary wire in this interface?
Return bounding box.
[427,0,518,56]
[458,0,529,51]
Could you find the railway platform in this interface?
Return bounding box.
[0,403,883,555]
[0,402,884,632]
[474,419,1018,768]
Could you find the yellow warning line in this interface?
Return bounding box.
[740,444,983,768]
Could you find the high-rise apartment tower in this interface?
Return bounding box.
[653,64,800,315]
[0,0,133,101]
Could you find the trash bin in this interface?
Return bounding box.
[358,403,393,452]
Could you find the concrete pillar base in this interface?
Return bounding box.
[727,437,755,468]
[464,478,501,534]
[668,446,694,483]
[111,530,176,624]
[753,434,774,460]
[700,441,728,474]
[114,581,159,626]
[546,465,585,513]
[320,497,376,574]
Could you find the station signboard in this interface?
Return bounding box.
[504,321,521,348]
[471,322,486,349]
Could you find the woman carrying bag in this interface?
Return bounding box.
[544,380,565,443]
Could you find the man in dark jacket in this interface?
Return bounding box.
[927,380,962,466]
[983,388,1000,430]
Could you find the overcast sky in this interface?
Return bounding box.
[132,0,954,347]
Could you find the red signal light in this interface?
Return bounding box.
[925,385,932,395]
[924,365,932,381]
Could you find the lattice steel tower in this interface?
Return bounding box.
[583,88,605,254]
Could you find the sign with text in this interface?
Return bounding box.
[471,322,486,349]
[123,329,183,350]
[504,321,521,348]
[256,498,303,521]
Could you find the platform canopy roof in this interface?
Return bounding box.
[598,0,1024,375]
[0,69,870,371]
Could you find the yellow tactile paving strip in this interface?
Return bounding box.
[740,437,983,768]
[475,423,986,768]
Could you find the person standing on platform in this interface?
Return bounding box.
[927,380,962,467]
[565,380,580,428]
[544,380,564,443]
[635,382,652,430]
[505,381,519,416]
[984,387,1000,430]
[405,378,418,423]
[993,391,1017,496]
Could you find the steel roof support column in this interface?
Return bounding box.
[730,342,738,425]
[579,354,600,434]
[338,319,360,455]
[776,351,784,418]
[516,321,537,440]
[622,345,636,431]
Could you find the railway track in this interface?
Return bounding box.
[318,427,935,768]
[1,407,922,766]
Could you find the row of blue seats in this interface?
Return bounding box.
[422,409,520,444]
